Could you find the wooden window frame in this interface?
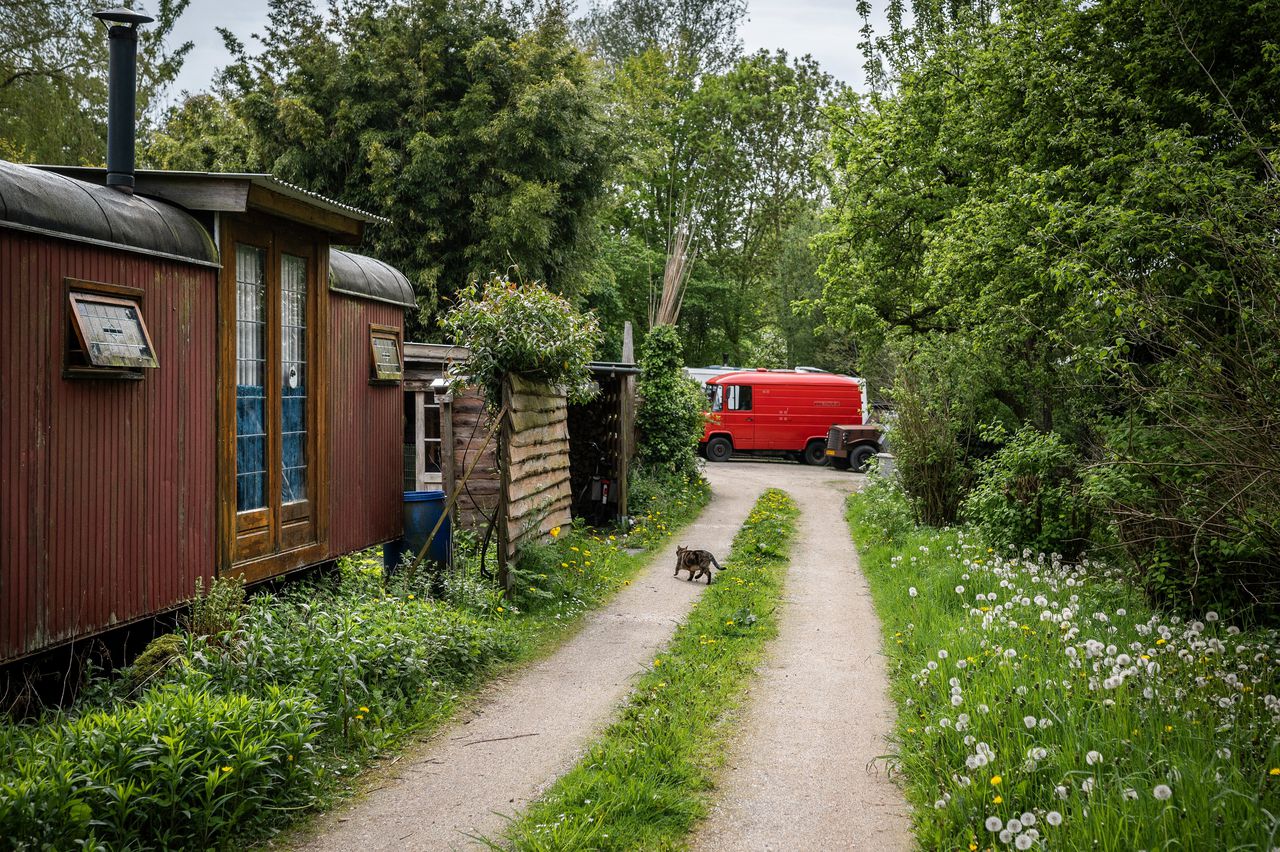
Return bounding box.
[369,324,403,383]
[62,278,155,380]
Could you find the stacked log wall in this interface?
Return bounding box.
[500,375,573,565]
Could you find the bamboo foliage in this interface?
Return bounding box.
[649,219,697,328]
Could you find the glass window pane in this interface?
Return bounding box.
[236,244,268,511]
[281,253,308,505]
[371,333,402,380]
[70,296,158,368]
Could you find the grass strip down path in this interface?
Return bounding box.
[502,488,798,851]
[847,476,1280,851]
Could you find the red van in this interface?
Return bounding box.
[701,370,869,465]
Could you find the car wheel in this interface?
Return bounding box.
[705,436,733,463]
[851,445,876,472]
[802,440,829,466]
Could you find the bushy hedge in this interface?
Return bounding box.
[635,324,706,477]
[962,425,1094,560]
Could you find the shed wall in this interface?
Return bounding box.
[0,229,217,662]
[451,388,500,530]
[327,293,403,555]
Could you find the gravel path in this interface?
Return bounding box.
[691,464,912,852]
[291,464,769,852]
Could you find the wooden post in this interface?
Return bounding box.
[622,320,634,364]
[441,394,455,513]
[618,372,635,523]
[496,377,513,595]
[413,391,427,489]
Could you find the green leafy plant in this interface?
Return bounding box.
[635,324,706,477]
[962,425,1094,559]
[443,276,603,411]
[184,574,247,639]
[0,683,321,850]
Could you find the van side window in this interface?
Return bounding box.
[727,385,752,411]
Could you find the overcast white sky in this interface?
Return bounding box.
[166,0,877,100]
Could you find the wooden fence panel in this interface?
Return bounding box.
[499,375,572,577]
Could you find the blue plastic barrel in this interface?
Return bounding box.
[384,490,451,570]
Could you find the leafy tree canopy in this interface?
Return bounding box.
[0,0,190,164]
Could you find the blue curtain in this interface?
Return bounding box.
[281,385,306,503]
[236,384,266,510]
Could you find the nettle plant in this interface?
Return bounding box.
[443,276,602,411]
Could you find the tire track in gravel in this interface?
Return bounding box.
[691,466,912,852]
[291,463,770,852]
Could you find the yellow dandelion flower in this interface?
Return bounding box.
[654,658,662,667]
[287,755,294,762]
[550,526,561,537]
[1271,768,1280,776]
[990,775,1002,786]
[359,706,370,713]
[993,795,1003,804]
[407,594,414,600]
[496,606,505,613]
[222,766,233,773]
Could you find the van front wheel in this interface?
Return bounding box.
[705,436,733,463]
[802,440,829,466]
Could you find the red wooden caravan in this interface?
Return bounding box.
[0,161,417,664]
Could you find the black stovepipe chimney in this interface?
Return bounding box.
[93,7,154,193]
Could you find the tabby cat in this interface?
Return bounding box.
[674,545,721,585]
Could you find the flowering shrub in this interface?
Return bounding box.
[443,276,602,411]
[849,494,1280,849]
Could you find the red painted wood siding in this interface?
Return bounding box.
[327,294,403,555]
[1,230,217,662]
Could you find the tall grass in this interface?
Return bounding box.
[0,474,710,851]
[848,476,1280,850]
[503,488,798,850]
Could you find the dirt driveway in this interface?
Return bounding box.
[692,461,911,851]
[291,460,909,851]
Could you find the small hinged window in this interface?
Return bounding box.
[369,325,403,382]
[65,279,158,377]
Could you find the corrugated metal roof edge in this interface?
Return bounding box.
[32,165,391,225]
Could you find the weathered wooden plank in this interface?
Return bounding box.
[508,408,567,434]
[508,436,569,464]
[509,476,572,512]
[506,453,569,482]
[509,420,569,448]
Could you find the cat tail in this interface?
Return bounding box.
[709,554,721,571]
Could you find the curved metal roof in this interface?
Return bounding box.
[329,248,416,309]
[0,160,217,265]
